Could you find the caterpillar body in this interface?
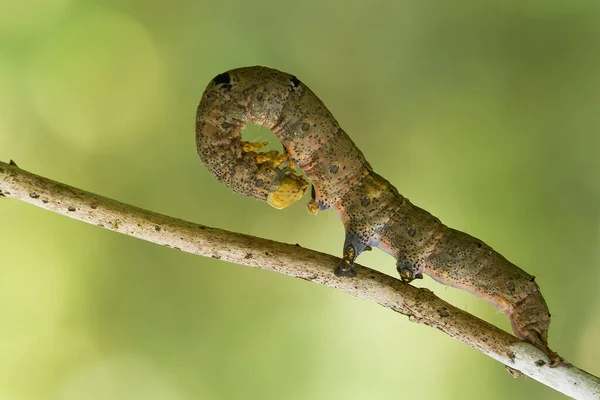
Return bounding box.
[195,66,560,366]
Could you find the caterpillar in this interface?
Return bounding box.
[195,66,561,367]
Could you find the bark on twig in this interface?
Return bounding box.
[0,160,598,400]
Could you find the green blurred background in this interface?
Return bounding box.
[1,0,599,399]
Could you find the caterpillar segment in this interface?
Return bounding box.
[195,66,562,368]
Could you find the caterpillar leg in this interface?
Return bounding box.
[307,186,330,215]
[509,292,566,367]
[396,260,424,283]
[334,231,371,277]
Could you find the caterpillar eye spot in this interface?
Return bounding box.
[301,122,310,132]
[254,178,264,188]
[290,75,301,88]
[256,92,264,102]
[361,197,370,207]
[213,72,231,86]
[329,165,339,174]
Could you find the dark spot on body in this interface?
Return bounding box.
[507,351,516,361]
[290,75,301,88]
[212,255,221,260]
[301,122,310,132]
[29,192,40,199]
[295,243,301,247]
[529,276,536,282]
[535,360,546,367]
[91,204,97,209]
[254,178,264,188]
[245,253,253,259]
[42,199,48,203]
[361,197,370,207]
[155,225,161,231]
[329,165,339,174]
[9,160,18,166]
[476,242,482,248]
[507,282,516,293]
[408,227,416,237]
[213,72,231,85]
[68,206,76,212]
[265,251,270,256]
[438,307,450,318]
[199,226,206,230]
[221,122,234,129]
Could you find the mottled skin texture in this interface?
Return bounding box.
[196,66,560,366]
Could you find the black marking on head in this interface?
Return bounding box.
[254,178,264,188]
[213,72,231,86]
[329,165,339,174]
[290,75,301,88]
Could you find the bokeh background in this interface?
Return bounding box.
[1,0,599,399]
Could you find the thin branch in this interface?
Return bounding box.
[0,159,598,400]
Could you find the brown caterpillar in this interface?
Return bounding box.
[195,66,562,367]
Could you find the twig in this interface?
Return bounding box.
[0,159,598,400]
